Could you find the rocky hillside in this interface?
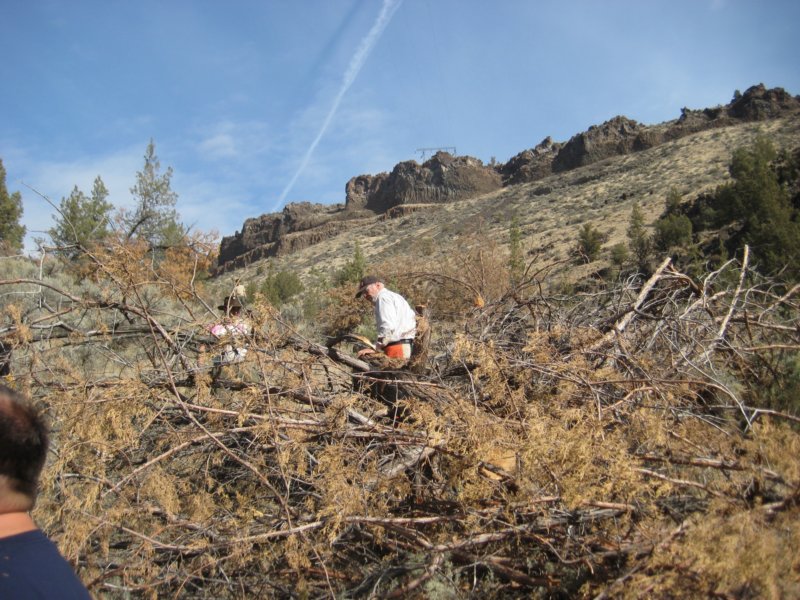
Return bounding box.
[215,153,503,272]
[212,86,800,290]
[215,84,799,274]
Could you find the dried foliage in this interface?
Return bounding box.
[2,237,799,599]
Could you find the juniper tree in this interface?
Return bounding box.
[254,261,304,306]
[123,140,181,247]
[336,242,366,285]
[687,137,800,281]
[508,216,525,285]
[49,177,114,257]
[716,137,800,280]
[610,243,629,269]
[653,188,692,253]
[0,159,25,255]
[577,222,604,263]
[627,202,652,275]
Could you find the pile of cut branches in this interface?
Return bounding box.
[1,245,799,598]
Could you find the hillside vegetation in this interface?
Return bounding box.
[1,112,800,598]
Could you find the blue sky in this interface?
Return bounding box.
[2,0,798,253]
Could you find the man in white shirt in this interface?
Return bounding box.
[355,276,417,360]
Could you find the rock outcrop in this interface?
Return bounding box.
[500,137,563,185]
[216,202,374,273]
[500,84,800,185]
[215,213,376,274]
[344,152,501,213]
[552,116,646,173]
[725,84,798,120]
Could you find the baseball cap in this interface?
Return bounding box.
[355,275,382,298]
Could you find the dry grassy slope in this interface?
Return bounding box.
[215,115,800,291]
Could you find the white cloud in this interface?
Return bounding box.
[171,172,253,240]
[199,132,238,159]
[191,119,273,166]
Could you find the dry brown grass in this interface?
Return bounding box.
[3,252,799,598]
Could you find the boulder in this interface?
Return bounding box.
[499,137,563,185]
[552,116,645,172]
[345,152,501,212]
[217,202,347,269]
[726,83,800,120]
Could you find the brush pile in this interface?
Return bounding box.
[2,244,799,599]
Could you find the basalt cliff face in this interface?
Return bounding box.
[344,153,502,213]
[215,84,800,274]
[216,202,375,271]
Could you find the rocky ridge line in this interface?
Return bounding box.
[215,84,799,274]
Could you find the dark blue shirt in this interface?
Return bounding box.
[0,529,91,599]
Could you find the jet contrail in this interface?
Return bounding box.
[274,0,402,211]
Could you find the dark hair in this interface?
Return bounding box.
[0,385,49,498]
